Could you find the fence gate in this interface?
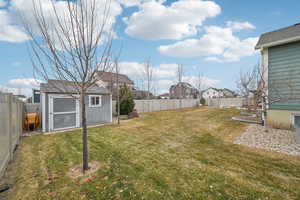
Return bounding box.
[49,95,79,131]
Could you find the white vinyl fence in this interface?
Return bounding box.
[112,99,199,114]
[0,93,24,178]
[207,98,246,108]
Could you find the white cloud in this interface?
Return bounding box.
[0,0,124,44]
[183,75,220,90]
[124,0,221,40]
[0,0,6,7]
[117,61,219,94]
[226,21,255,31]
[0,10,29,43]
[158,23,259,62]
[0,78,41,96]
[0,0,7,7]
[117,0,166,7]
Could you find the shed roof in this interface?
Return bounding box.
[255,23,300,49]
[40,80,110,94]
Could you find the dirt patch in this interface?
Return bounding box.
[67,161,105,180]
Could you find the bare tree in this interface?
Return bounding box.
[113,53,122,125]
[236,66,258,109]
[255,63,296,131]
[176,64,184,107]
[143,59,154,100]
[20,0,114,172]
[195,71,204,99]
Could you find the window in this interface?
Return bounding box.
[89,95,102,107]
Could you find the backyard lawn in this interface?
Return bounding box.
[3,107,300,200]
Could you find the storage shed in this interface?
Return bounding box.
[40,80,112,132]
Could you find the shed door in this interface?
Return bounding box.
[49,96,79,131]
[295,116,300,144]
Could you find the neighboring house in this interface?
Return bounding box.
[33,89,41,103]
[255,23,300,128]
[158,93,170,99]
[169,82,199,99]
[202,88,223,99]
[40,80,112,132]
[222,88,236,98]
[132,89,155,100]
[202,87,236,99]
[95,71,134,99]
[14,95,27,102]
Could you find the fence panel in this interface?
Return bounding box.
[0,94,24,178]
[207,98,245,108]
[112,99,199,114]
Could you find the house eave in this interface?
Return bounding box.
[255,35,300,50]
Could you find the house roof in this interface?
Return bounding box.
[40,80,110,94]
[96,71,134,85]
[170,82,195,89]
[159,93,169,97]
[203,87,235,94]
[255,23,300,49]
[203,87,221,92]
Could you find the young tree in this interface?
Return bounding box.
[195,71,204,99]
[21,0,114,172]
[236,66,258,109]
[176,64,184,108]
[143,59,154,100]
[117,84,135,115]
[114,57,121,124]
[255,63,295,131]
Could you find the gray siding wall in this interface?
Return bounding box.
[268,41,300,110]
[43,93,111,132]
[85,95,112,126]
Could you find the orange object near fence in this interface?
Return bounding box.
[23,113,40,131]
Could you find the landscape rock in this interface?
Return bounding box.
[234,124,300,156]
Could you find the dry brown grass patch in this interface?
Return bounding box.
[67,161,105,180]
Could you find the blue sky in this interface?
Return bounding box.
[0,0,300,96]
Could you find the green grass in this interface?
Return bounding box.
[5,107,300,199]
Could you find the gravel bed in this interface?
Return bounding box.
[234,124,300,156]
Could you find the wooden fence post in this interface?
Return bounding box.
[8,94,13,162]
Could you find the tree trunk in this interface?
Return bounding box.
[262,96,268,132]
[81,93,89,172]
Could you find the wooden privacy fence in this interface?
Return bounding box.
[0,93,23,178]
[112,99,199,114]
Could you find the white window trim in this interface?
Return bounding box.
[89,95,102,107]
[291,113,300,127]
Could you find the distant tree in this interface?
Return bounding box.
[176,64,184,108]
[200,98,206,105]
[236,66,258,109]
[143,58,154,100]
[117,84,135,115]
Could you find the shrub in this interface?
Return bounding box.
[200,98,206,105]
[116,84,135,115]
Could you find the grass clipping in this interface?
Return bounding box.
[67,161,104,180]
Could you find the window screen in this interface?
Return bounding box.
[53,98,76,113]
[53,113,76,129]
[89,96,101,107]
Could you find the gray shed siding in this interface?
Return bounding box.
[42,93,112,132]
[85,95,112,126]
[268,41,300,110]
